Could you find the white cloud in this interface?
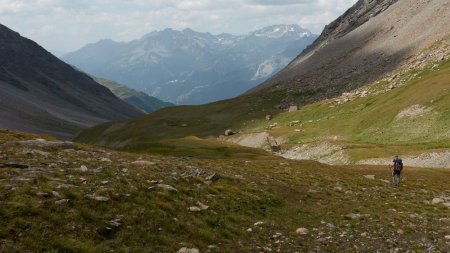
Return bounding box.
[0,0,357,54]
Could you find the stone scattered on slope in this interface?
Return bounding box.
[79,165,88,172]
[55,199,70,205]
[296,227,309,235]
[188,206,202,212]
[254,221,264,226]
[100,158,112,163]
[51,191,62,198]
[86,194,110,201]
[156,184,178,193]
[364,175,376,180]
[224,129,236,136]
[431,198,444,204]
[131,160,155,166]
[94,196,110,202]
[346,213,362,219]
[196,201,209,210]
[177,247,199,253]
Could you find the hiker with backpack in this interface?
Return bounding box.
[391,155,403,187]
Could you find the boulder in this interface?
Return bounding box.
[288,105,298,112]
[431,198,444,204]
[224,129,236,136]
[296,227,309,235]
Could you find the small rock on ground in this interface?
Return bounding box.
[178,247,199,253]
[431,198,444,204]
[296,227,309,235]
[364,175,376,180]
[156,184,178,193]
[254,221,264,226]
[55,199,70,205]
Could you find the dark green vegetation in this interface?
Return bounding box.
[94,77,173,113]
[1,130,449,252]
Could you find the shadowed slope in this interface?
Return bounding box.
[0,24,143,138]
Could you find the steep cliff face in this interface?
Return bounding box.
[250,0,450,105]
[0,24,143,137]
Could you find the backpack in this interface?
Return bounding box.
[394,158,403,171]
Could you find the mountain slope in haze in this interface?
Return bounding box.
[250,0,450,106]
[94,77,173,113]
[63,25,317,105]
[0,24,143,138]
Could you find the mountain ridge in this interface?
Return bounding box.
[63,24,317,104]
[93,77,173,113]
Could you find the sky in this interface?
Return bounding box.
[0,0,357,55]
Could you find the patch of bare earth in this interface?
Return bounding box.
[280,142,350,165]
[395,104,432,120]
[357,151,450,169]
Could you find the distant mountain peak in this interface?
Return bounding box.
[251,24,312,39]
[64,24,318,105]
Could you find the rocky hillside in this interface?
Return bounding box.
[1,129,449,252]
[63,25,317,105]
[94,77,173,113]
[0,24,143,138]
[250,0,450,106]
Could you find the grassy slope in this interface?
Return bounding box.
[1,129,449,252]
[242,58,450,160]
[77,58,449,161]
[75,92,284,157]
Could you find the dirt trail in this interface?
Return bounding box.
[357,151,450,169]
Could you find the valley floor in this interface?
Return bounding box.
[0,129,449,252]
